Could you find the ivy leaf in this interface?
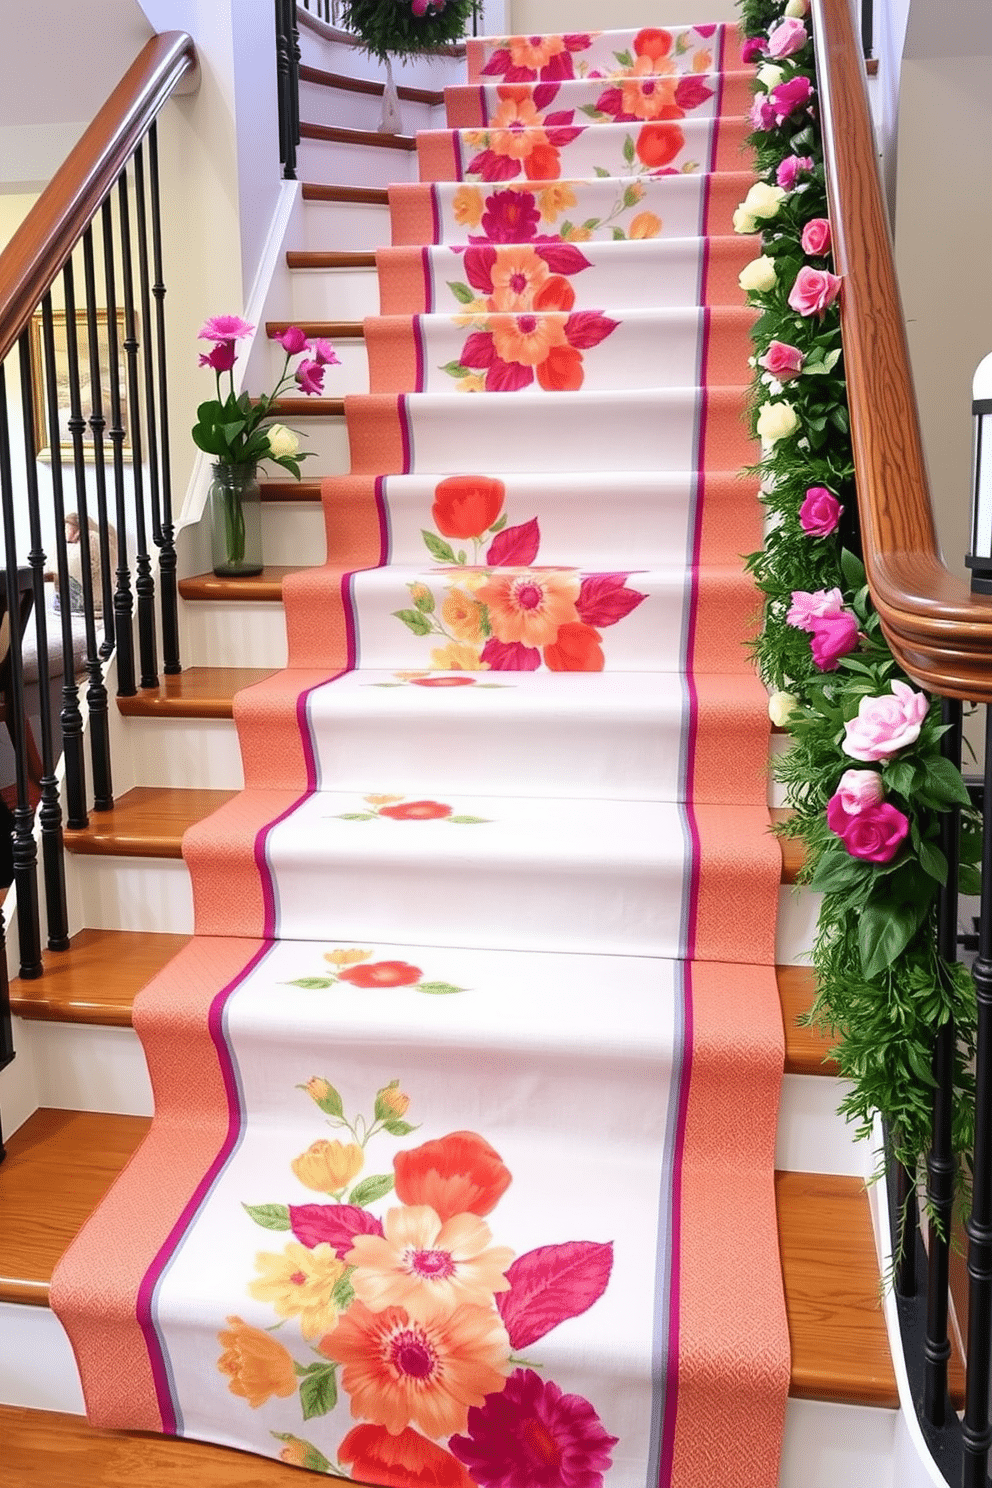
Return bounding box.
[446,280,475,304]
[416,981,467,995]
[422,530,457,564]
[299,1364,337,1421]
[349,1173,395,1208]
[917,837,949,886]
[921,755,972,808]
[859,900,926,979]
[393,607,433,636]
[242,1202,291,1231]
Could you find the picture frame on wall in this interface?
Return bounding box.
[29,308,133,462]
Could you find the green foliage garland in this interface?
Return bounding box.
[339,0,479,61]
[736,0,978,1193]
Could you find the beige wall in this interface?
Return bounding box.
[509,0,737,29]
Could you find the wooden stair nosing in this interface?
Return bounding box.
[299,62,444,107]
[61,787,238,859]
[265,318,364,339]
[300,120,417,150]
[262,395,345,417]
[259,478,323,503]
[286,249,376,270]
[116,667,279,719]
[0,1110,918,1412]
[177,566,297,603]
[301,182,389,206]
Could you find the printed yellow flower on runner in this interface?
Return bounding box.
[248,1241,346,1340]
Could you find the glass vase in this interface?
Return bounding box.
[209,461,263,577]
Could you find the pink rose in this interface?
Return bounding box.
[742,36,765,63]
[809,610,859,670]
[835,769,885,814]
[786,587,846,630]
[767,16,808,57]
[198,339,237,372]
[771,75,813,121]
[788,265,842,317]
[295,358,325,396]
[776,154,813,190]
[272,325,311,355]
[826,795,910,863]
[801,218,832,256]
[750,93,777,131]
[842,680,929,761]
[758,340,804,380]
[798,486,843,536]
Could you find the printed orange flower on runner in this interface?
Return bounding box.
[487,246,551,312]
[442,587,487,642]
[339,1425,475,1488]
[479,32,596,82]
[346,1205,514,1315]
[216,1317,297,1409]
[318,1300,512,1438]
[475,569,580,648]
[248,1241,345,1340]
[446,307,617,394]
[394,1132,513,1221]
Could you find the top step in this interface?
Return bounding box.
[466,24,748,82]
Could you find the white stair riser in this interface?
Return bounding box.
[290,266,380,321]
[67,855,193,935]
[299,80,443,133]
[261,499,327,565]
[298,136,419,189]
[778,886,820,966]
[266,411,350,470]
[125,716,243,790]
[181,601,289,670]
[775,1073,864,1178]
[298,30,463,92]
[301,199,390,252]
[265,334,368,394]
[12,1017,152,1118]
[0,1303,85,1415]
[780,1400,896,1488]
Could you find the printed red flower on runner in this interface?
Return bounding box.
[635,121,686,170]
[449,1367,618,1488]
[634,27,673,60]
[378,800,454,821]
[411,675,477,687]
[339,1425,475,1488]
[543,622,604,672]
[318,1300,511,1438]
[394,1131,513,1221]
[338,961,424,988]
[433,475,506,539]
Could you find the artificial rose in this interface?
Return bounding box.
[785,0,811,13]
[786,587,846,630]
[741,36,765,63]
[826,796,910,863]
[756,63,785,90]
[770,75,813,120]
[768,690,798,726]
[798,486,843,536]
[776,154,813,191]
[788,265,842,317]
[809,610,859,670]
[767,16,808,57]
[835,768,885,814]
[755,400,798,445]
[733,205,759,235]
[265,423,299,460]
[842,680,929,761]
[741,181,786,222]
[749,92,777,132]
[801,218,832,256]
[272,325,310,355]
[738,256,778,293]
[758,340,804,379]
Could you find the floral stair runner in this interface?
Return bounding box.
[52,21,791,1488]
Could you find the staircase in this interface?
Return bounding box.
[0,12,954,1486]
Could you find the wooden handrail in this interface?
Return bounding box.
[0,31,198,370]
[813,0,992,702]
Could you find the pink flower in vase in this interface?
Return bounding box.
[271,325,311,355]
[198,340,237,372]
[198,313,254,342]
[295,358,325,396]
[312,338,341,366]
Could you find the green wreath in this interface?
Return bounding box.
[339,0,480,61]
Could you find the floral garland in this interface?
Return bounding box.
[736,0,979,1190]
[338,0,479,60]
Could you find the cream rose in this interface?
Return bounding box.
[768,691,798,727]
[756,400,798,445]
[738,256,778,293]
[757,63,785,90]
[742,181,787,221]
[733,206,758,235]
[785,0,811,15]
[265,422,300,459]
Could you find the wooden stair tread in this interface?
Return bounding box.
[178,567,298,602]
[299,62,443,106]
[301,182,388,206]
[264,396,345,417]
[286,249,376,270]
[300,121,416,150]
[117,668,278,718]
[771,804,807,884]
[0,1404,381,1486]
[62,787,236,858]
[259,478,323,502]
[265,318,364,338]
[778,964,839,1076]
[10,930,190,1026]
[0,1111,903,1411]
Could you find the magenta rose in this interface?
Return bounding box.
[842,680,929,761]
[786,586,846,631]
[801,218,832,256]
[750,93,777,131]
[198,339,237,372]
[788,265,842,317]
[294,358,325,396]
[767,16,808,57]
[798,486,843,536]
[272,325,311,355]
[826,794,910,863]
[776,154,813,190]
[836,768,885,813]
[758,340,804,380]
[809,610,859,670]
[771,75,813,120]
[742,36,765,63]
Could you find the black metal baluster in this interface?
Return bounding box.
[962,704,992,1485]
[276,0,301,180]
[82,227,116,662]
[117,171,158,691]
[101,197,136,696]
[148,124,180,675]
[63,258,113,815]
[17,332,69,950]
[40,295,88,832]
[0,363,43,976]
[0,906,12,1160]
[895,1159,919,1297]
[132,145,163,617]
[924,698,963,1426]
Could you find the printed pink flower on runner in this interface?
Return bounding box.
[345,1206,514,1315]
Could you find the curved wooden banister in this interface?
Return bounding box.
[813,0,992,701]
[0,30,198,370]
